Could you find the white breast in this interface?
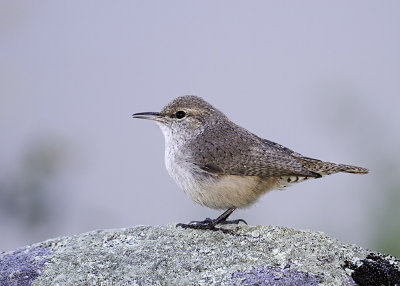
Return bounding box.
[157,122,207,205]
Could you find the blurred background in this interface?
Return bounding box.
[1,1,399,256]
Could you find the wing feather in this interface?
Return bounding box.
[186,122,319,178]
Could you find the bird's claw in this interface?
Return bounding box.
[176,216,247,234]
[219,218,248,225]
[176,222,235,234]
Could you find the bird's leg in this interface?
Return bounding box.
[215,208,248,225]
[176,208,247,232]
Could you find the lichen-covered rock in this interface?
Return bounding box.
[0,225,399,285]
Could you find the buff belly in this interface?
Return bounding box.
[166,158,277,209]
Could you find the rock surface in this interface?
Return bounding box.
[1,225,399,285]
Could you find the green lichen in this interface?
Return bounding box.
[28,225,376,285]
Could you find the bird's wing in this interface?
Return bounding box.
[186,123,320,178]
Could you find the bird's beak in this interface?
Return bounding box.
[132,112,161,120]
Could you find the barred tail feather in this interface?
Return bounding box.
[299,157,369,176]
[335,163,369,174]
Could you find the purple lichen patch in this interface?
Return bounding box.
[0,246,51,286]
[233,265,322,286]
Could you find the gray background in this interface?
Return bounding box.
[1,1,399,256]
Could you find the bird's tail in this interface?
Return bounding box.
[299,157,369,176]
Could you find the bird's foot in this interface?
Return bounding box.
[176,216,247,234]
[187,217,247,226]
[176,217,216,230]
[176,222,233,234]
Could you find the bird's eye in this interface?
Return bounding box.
[175,110,186,119]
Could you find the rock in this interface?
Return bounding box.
[0,225,399,285]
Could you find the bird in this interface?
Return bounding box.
[132,95,368,232]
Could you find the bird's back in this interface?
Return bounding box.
[186,119,368,181]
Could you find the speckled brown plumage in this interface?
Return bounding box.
[164,96,368,180]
